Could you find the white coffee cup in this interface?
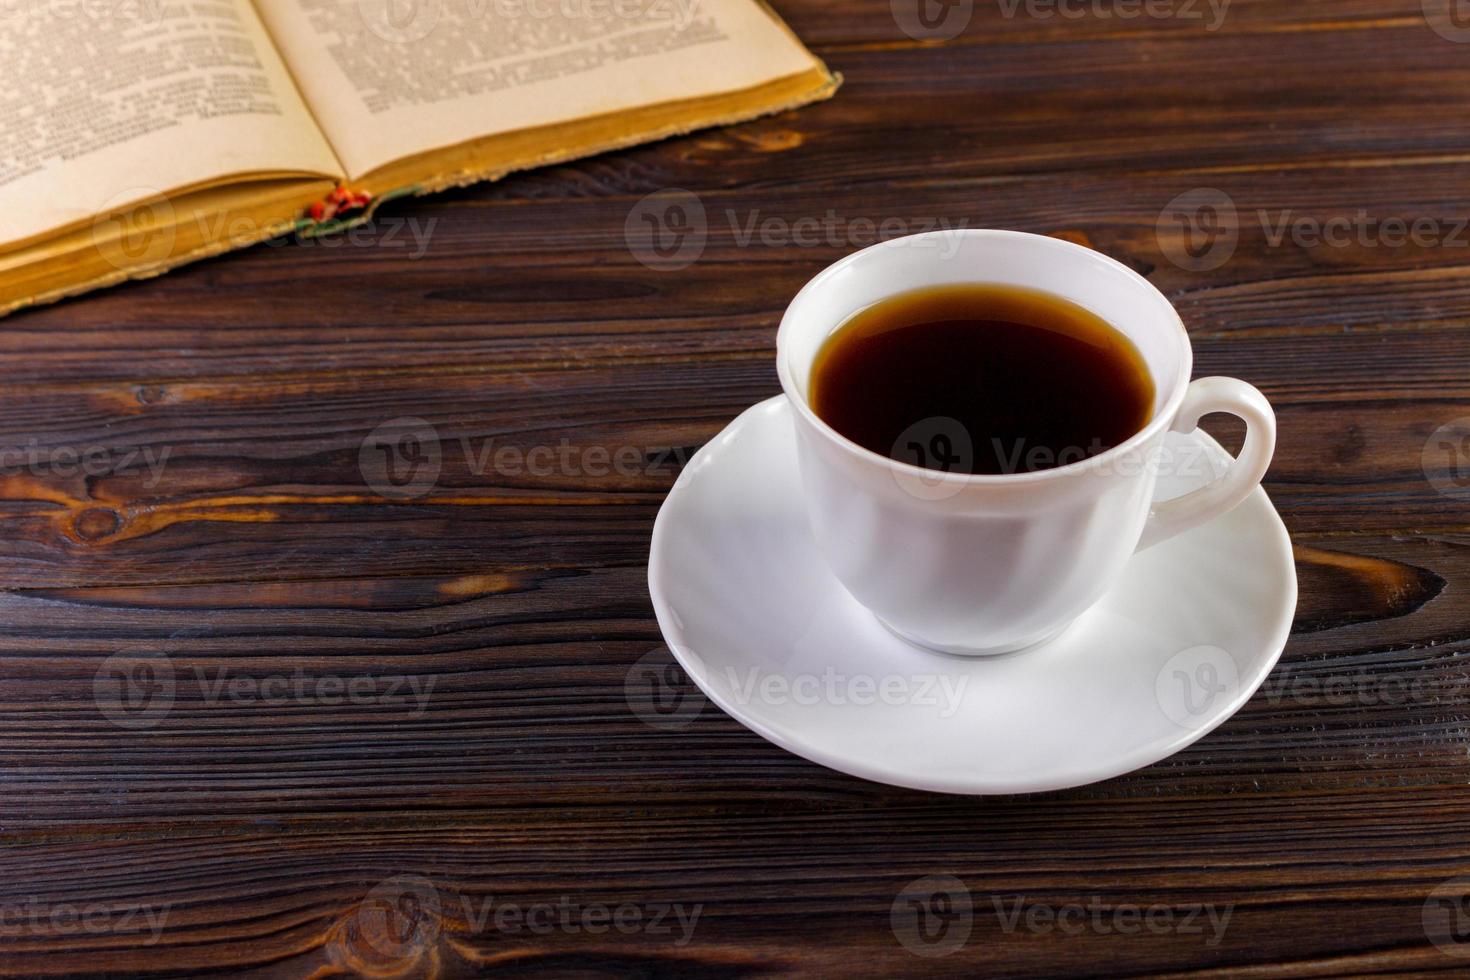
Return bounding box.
[776,229,1276,656]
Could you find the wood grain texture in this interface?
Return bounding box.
[3,0,1470,975]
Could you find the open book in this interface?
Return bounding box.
[0,0,837,316]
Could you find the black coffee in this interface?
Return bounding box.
[809,283,1155,475]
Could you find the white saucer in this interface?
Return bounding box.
[648,397,1296,794]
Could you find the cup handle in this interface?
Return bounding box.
[1136,376,1276,552]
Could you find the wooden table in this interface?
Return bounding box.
[5,1,1470,975]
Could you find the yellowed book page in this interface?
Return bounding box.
[0,0,343,250]
[254,0,821,180]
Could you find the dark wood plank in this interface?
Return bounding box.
[782,0,1427,45]
[11,160,1470,382]
[0,530,1464,830]
[4,0,1470,976]
[1,788,1468,976]
[0,338,1463,598]
[489,20,1470,196]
